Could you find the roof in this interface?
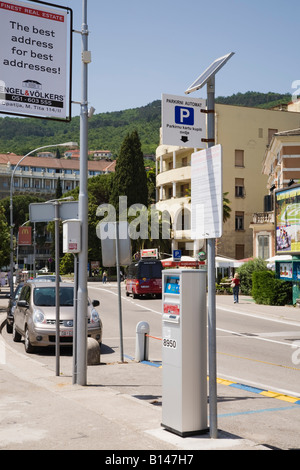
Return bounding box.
[0,153,116,172]
[274,128,300,137]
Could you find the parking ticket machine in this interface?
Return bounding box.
[161,269,208,437]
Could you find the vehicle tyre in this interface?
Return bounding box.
[6,321,13,334]
[24,327,35,354]
[12,323,22,342]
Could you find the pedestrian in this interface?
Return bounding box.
[102,270,107,284]
[231,272,240,303]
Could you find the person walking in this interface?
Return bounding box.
[102,270,107,284]
[231,272,240,303]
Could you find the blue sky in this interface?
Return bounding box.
[6,0,300,116]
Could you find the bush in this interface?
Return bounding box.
[252,270,292,305]
[237,258,268,295]
[60,253,74,275]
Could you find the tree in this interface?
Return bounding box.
[110,130,148,213]
[223,192,231,223]
[55,177,63,199]
[0,205,10,267]
[237,258,268,295]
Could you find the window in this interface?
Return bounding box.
[258,235,269,259]
[180,183,189,198]
[175,208,191,230]
[235,211,244,231]
[235,178,245,197]
[182,157,188,167]
[235,150,244,167]
[20,285,31,303]
[235,244,245,260]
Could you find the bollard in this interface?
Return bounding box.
[135,321,150,362]
[87,337,101,365]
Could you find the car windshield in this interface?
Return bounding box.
[33,287,74,307]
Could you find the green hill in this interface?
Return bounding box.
[0,92,292,157]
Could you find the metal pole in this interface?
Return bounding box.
[54,201,60,377]
[115,223,124,362]
[207,77,218,439]
[73,254,78,384]
[33,222,36,279]
[76,0,89,385]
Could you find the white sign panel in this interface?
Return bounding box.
[162,93,206,148]
[0,0,71,120]
[98,222,131,267]
[191,145,223,239]
[29,201,78,222]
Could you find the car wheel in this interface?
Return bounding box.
[12,323,22,342]
[24,327,35,354]
[6,321,13,334]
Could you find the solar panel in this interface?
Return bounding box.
[185,52,235,94]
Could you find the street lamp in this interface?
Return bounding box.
[9,142,78,298]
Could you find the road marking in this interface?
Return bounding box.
[217,327,294,347]
[217,305,300,327]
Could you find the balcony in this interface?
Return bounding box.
[156,165,191,186]
[251,212,274,224]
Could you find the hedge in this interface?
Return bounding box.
[252,270,292,305]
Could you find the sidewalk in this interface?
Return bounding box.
[1,289,299,451]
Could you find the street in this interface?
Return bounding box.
[2,282,300,449]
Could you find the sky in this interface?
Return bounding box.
[2,0,300,117]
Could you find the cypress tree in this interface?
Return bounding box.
[110,130,148,212]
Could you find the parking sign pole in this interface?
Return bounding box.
[206,76,218,439]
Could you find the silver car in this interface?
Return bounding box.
[12,281,102,353]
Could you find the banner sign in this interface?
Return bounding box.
[275,184,300,254]
[0,0,72,121]
[18,226,32,245]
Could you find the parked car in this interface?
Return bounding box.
[6,282,24,333]
[34,275,62,282]
[12,281,102,353]
[38,267,49,274]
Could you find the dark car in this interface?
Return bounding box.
[6,282,24,333]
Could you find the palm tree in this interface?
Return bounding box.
[223,192,231,223]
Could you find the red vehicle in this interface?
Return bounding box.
[125,259,162,299]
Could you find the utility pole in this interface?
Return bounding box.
[76,0,90,386]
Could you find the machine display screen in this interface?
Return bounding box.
[165,275,180,294]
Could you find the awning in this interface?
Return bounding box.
[161,256,203,268]
[215,256,243,268]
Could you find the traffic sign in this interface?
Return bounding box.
[162,93,206,148]
[173,249,182,261]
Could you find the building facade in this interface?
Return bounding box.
[250,128,300,260]
[156,104,300,260]
[0,152,116,269]
[0,153,116,199]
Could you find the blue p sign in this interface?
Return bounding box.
[175,106,194,125]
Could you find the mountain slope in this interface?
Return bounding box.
[0,92,292,156]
